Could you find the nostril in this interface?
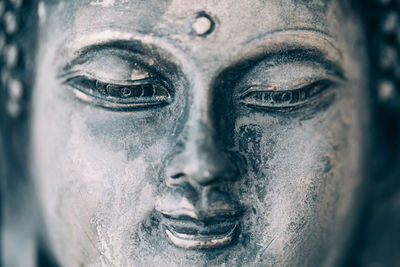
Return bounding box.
[171,173,185,179]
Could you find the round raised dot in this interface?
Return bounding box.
[379,80,396,101]
[6,100,21,118]
[192,14,214,36]
[8,78,23,100]
[4,44,18,68]
[4,11,18,34]
[382,10,398,33]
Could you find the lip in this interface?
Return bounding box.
[160,211,242,249]
[164,222,239,249]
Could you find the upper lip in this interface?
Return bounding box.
[159,208,243,221]
[155,192,244,221]
[157,206,244,235]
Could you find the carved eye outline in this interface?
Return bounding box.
[62,72,173,111]
[237,78,341,112]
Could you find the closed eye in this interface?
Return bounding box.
[63,73,172,111]
[237,78,339,112]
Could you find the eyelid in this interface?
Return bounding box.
[236,75,344,99]
[60,70,173,111]
[59,70,154,85]
[236,76,343,113]
[57,43,163,80]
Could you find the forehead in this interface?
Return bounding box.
[66,0,334,30]
[40,0,360,76]
[42,0,344,46]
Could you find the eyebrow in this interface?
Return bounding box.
[56,28,345,81]
[210,28,345,81]
[59,27,341,56]
[55,30,183,69]
[237,28,342,65]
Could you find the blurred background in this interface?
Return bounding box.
[0,0,400,266]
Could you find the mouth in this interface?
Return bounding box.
[160,212,242,250]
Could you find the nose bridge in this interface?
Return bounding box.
[181,73,217,161]
[166,77,237,186]
[185,118,219,166]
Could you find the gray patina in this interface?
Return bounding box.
[1,0,400,266]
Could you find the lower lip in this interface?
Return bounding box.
[163,222,239,250]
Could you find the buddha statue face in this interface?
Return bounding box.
[30,0,369,266]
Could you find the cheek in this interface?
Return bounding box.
[31,68,181,220]
[234,95,362,260]
[30,87,174,261]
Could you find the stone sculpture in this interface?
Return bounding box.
[1,0,400,266]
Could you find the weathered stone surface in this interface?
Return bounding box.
[1,1,400,266]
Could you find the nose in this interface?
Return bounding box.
[166,120,238,187]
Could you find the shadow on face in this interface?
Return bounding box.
[27,0,372,266]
